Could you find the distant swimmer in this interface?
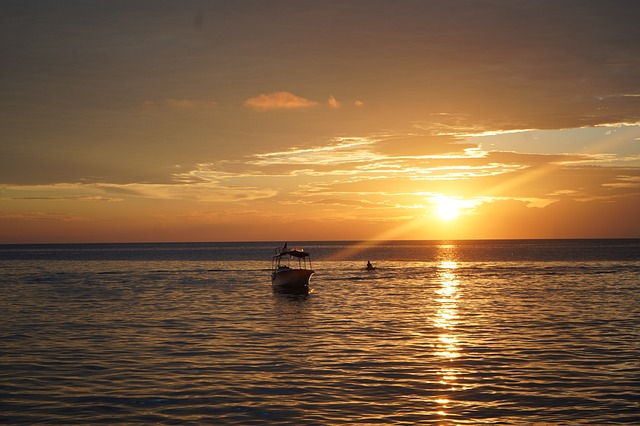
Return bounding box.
[366,261,375,270]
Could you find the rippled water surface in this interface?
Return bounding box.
[1,240,639,424]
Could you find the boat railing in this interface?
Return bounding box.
[272,247,312,271]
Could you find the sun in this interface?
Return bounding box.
[429,194,483,222]
[432,195,462,221]
[436,203,460,221]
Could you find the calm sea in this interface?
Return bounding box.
[1,240,639,425]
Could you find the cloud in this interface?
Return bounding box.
[468,196,640,239]
[7,196,123,202]
[93,182,278,203]
[328,96,341,109]
[251,137,376,165]
[143,99,218,109]
[602,175,640,189]
[313,198,396,209]
[244,92,318,110]
[1,184,128,202]
[0,212,89,222]
[372,134,479,157]
[1,182,277,204]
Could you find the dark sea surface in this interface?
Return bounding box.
[1,239,639,425]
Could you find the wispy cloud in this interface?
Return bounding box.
[602,175,640,189]
[244,92,318,110]
[6,195,123,202]
[96,183,278,203]
[2,182,277,204]
[252,137,375,165]
[0,212,89,222]
[143,99,218,109]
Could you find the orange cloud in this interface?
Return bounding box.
[244,91,318,109]
[328,95,341,109]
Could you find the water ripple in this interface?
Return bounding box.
[1,253,639,424]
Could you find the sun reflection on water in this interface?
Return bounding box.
[433,251,462,421]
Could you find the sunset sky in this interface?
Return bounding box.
[1,0,639,243]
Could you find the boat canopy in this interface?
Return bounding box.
[273,249,309,259]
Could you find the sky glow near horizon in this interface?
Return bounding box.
[1,0,639,243]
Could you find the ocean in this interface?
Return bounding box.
[1,239,638,425]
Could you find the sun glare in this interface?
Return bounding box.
[436,203,460,221]
[431,195,482,222]
[433,196,462,221]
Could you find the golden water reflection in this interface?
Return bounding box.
[433,252,462,422]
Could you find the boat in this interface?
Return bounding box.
[271,244,314,292]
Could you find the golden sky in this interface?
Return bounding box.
[1,0,639,243]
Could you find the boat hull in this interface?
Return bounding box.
[272,268,314,291]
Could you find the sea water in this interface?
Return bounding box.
[1,240,638,424]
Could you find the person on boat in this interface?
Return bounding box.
[366,261,374,270]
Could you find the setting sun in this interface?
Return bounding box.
[433,196,463,221]
[431,195,484,224]
[436,203,460,221]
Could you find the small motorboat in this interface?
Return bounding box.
[271,244,314,292]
